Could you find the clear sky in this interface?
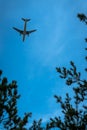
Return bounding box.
[0,0,87,126]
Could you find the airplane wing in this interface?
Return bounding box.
[26,29,37,35]
[13,27,23,34]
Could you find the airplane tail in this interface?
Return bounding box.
[22,18,31,22]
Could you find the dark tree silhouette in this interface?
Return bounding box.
[29,119,44,130]
[0,70,32,130]
[45,14,87,130]
[77,13,87,24]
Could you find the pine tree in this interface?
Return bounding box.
[0,70,32,130]
[46,14,87,130]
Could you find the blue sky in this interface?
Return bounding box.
[0,0,87,126]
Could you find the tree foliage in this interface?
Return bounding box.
[46,14,87,130]
[0,70,32,130]
[29,119,44,130]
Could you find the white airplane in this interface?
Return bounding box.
[13,18,36,42]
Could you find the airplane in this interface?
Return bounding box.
[13,18,36,42]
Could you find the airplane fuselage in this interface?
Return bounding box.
[13,18,36,42]
[23,21,27,41]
